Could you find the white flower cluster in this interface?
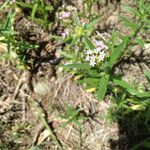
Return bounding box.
[85,40,108,66]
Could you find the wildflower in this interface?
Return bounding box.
[90,55,96,62]
[95,40,108,50]
[98,51,106,61]
[86,55,96,66]
[86,49,93,55]
[85,55,91,61]
[59,11,71,19]
[84,40,108,66]
[61,32,66,38]
[58,66,63,72]
[95,40,104,47]
[10,0,16,4]
[90,61,96,67]
[61,28,69,38]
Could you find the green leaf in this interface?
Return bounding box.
[29,145,41,150]
[142,140,150,148]
[136,38,145,48]
[0,29,15,34]
[130,137,150,150]
[64,63,91,70]
[136,92,150,98]
[59,51,74,59]
[124,5,142,18]
[145,107,150,124]
[130,104,145,111]
[31,3,38,20]
[139,0,145,14]
[97,74,109,101]
[113,79,138,95]
[72,12,81,26]
[49,35,63,40]
[45,5,53,11]
[16,2,33,9]
[82,37,95,50]
[78,78,99,88]
[109,37,128,68]
[0,0,9,10]
[120,16,138,31]
[88,70,101,77]
[84,17,100,30]
[144,70,150,84]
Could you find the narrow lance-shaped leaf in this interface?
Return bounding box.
[109,36,129,68]
[120,16,138,31]
[64,63,91,70]
[82,37,95,50]
[72,12,81,26]
[97,74,109,101]
[136,92,150,98]
[84,17,100,30]
[136,38,145,48]
[144,70,150,84]
[0,0,9,10]
[31,3,38,20]
[113,79,138,95]
[16,2,33,9]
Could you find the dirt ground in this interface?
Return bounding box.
[0,0,150,150]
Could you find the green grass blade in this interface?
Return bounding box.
[31,3,38,20]
[0,0,9,10]
[16,2,33,9]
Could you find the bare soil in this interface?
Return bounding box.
[0,0,150,150]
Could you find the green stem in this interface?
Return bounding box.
[30,98,63,150]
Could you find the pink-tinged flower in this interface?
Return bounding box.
[61,28,69,38]
[94,40,108,50]
[61,32,66,38]
[59,11,71,19]
[95,40,103,47]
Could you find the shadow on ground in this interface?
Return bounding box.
[109,113,150,150]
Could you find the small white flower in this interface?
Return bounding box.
[58,66,63,72]
[10,0,16,4]
[89,61,96,67]
[90,55,96,61]
[98,51,106,61]
[86,49,93,55]
[85,55,91,61]
[95,47,103,53]
[65,28,69,34]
